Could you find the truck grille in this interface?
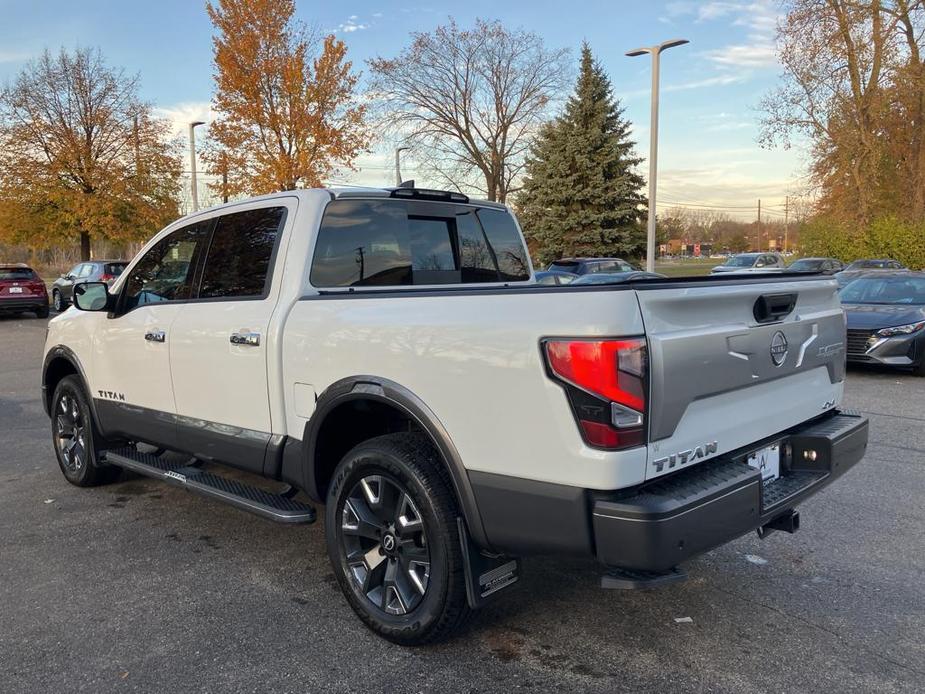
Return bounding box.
[846,329,875,356]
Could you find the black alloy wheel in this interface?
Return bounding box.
[51,375,119,486]
[341,473,431,615]
[325,433,470,645]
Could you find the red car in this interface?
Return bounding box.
[0,264,49,318]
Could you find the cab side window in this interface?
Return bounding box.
[121,221,211,311]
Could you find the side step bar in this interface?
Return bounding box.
[102,447,316,524]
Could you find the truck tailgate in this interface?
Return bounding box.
[634,276,846,480]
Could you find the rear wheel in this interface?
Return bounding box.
[35,304,49,318]
[51,375,119,486]
[325,433,470,645]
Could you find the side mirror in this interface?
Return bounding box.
[72,282,111,312]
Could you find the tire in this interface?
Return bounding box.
[913,357,925,377]
[50,375,120,487]
[325,432,471,645]
[35,304,49,319]
[52,290,64,312]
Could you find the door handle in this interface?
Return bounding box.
[230,331,260,347]
[144,329,166,343]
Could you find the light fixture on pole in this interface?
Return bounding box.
[189,121,206,212]
[394,146,410,186]
[626,39,689,272]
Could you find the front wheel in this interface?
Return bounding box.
[325,433,470,645]
[52,290,64,312]
[51,375,119,486]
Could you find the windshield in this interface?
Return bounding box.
[845,260,893,270]
[0,267,37,281]
[840,276,925,305]
[724,255,759,267]
[789,259,822,271]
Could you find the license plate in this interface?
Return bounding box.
[9,286,23,293]
[747,443,780,482]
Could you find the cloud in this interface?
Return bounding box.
[332,14,373,33]
[154,101,213,139]
[0,50,31,63]
[663,1,781,69]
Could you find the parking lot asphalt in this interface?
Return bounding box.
[1,313,923,693]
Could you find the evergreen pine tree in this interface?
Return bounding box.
[518,43,646,264]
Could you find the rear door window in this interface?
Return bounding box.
[198,207,285,299]
[310,199,527,287]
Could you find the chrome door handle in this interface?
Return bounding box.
[230,331,260,347]
[144,329,166,343]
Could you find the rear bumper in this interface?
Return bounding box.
[592,411,868,571]
[0,296,48,311]
[470,410,868,569]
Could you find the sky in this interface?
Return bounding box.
[0,0,806,222]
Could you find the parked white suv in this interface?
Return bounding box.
[42,187,868,644]
[712,252,786,274]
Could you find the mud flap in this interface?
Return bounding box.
[456,518,520,609]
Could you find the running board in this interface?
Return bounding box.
[102,447,316,524]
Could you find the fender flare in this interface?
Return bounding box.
[302,375,491,550]
[42,345,102,423]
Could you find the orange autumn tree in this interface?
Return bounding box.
[204,0,370,197]
[0,48,181,260]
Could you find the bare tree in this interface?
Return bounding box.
[368,19,569,202]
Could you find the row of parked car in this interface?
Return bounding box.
[534,255,925,376]
[0,260,127,317]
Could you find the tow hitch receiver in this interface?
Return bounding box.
[758,509,800,539]
[601,566,687,590]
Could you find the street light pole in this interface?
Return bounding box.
[626,39,689,272]
[395,146,410,186]
[189,121,206,212]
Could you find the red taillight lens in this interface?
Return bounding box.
[30,282,47,294]
[545,338,647,451]
[99,273,113,282]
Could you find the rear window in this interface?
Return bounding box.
[547,262,580,273]
[310,199,529,287]
[0,267,37,281]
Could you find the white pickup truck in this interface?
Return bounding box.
[42,187,868,644]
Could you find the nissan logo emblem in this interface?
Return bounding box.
[770,331,788,367]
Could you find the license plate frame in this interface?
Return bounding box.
[747,442,781,482]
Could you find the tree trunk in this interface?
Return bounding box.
[80,231,91,261]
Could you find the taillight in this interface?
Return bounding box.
[544,338,647,450]
[99,273,113,282]
[30,282,47,294]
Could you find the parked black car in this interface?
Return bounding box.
[840,272,925,376]
[534,270,579,286]
[52,260,127,312]
[0,263,49,318]
[835,258,906,288]
[546,257,640,275]
[786,257,845,275]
